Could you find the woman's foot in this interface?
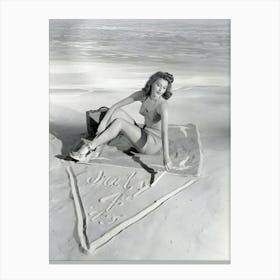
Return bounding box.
[69,143,94,162]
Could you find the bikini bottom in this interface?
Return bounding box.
[133,122,162,154]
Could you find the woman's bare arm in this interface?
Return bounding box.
[159,101,172,170]
[98,90,143,133]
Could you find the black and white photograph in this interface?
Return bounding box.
[49,19,230,262]
[1,0,280,278]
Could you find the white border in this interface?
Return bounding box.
[0,0,279,279]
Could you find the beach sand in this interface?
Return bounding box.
[49,85,230,262]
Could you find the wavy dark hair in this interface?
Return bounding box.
[142,71,174,100]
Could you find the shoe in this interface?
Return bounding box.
[69,143,93,162]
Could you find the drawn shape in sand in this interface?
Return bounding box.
[67,163,198,253]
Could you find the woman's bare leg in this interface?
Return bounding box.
[71,108,143,159]
[107,108,135,125]
[89,118,146,151]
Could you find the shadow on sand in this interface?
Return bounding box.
[123,149,157,185]
[50,121,86,158]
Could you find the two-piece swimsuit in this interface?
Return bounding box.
[136,96,162,154]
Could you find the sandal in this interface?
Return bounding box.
[69,143,94,162]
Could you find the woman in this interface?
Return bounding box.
[70,71,174,171]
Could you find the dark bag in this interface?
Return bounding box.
[86,106,109,137]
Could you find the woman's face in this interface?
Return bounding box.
[150,78,168,99]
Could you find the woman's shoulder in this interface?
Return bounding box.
[138,90,147,102]
[158,98,168,108]
[156,98,168,114]
[130,90,146,102]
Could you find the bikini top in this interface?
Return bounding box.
[139,96,161,123]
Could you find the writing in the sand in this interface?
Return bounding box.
[86,170,151,226]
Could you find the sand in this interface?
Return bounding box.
[49,85,230,262]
